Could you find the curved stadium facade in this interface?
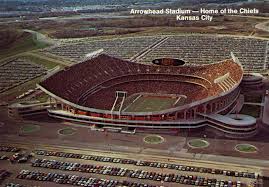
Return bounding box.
[38,54,257,138]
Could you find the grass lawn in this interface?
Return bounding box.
[0,31,49,59]
[188,139,209,148]
[58,127,77,135]
[19,54,60,69]
[235,144,257,153]
[20,124,40,133]
[144,135,164,144]
[124,96,177,112]
[35,93,49,103]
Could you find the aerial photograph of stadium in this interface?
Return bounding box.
[0,0,269,186]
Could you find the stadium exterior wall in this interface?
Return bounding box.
[44,86,257,138]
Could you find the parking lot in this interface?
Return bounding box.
[0,145,261,187]
[0,58,47,93]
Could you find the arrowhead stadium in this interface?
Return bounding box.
[37,51,257,138]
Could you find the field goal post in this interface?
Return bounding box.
[116,91,127,98]
[111,91,127,116]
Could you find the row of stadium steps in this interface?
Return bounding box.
[198,113,257,139]
[216,76,236,92]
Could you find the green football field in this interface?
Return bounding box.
[124,96,178,112]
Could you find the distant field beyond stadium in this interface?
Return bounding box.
[123,94,185,112]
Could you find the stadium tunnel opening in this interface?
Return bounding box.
[152,58,186,66]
